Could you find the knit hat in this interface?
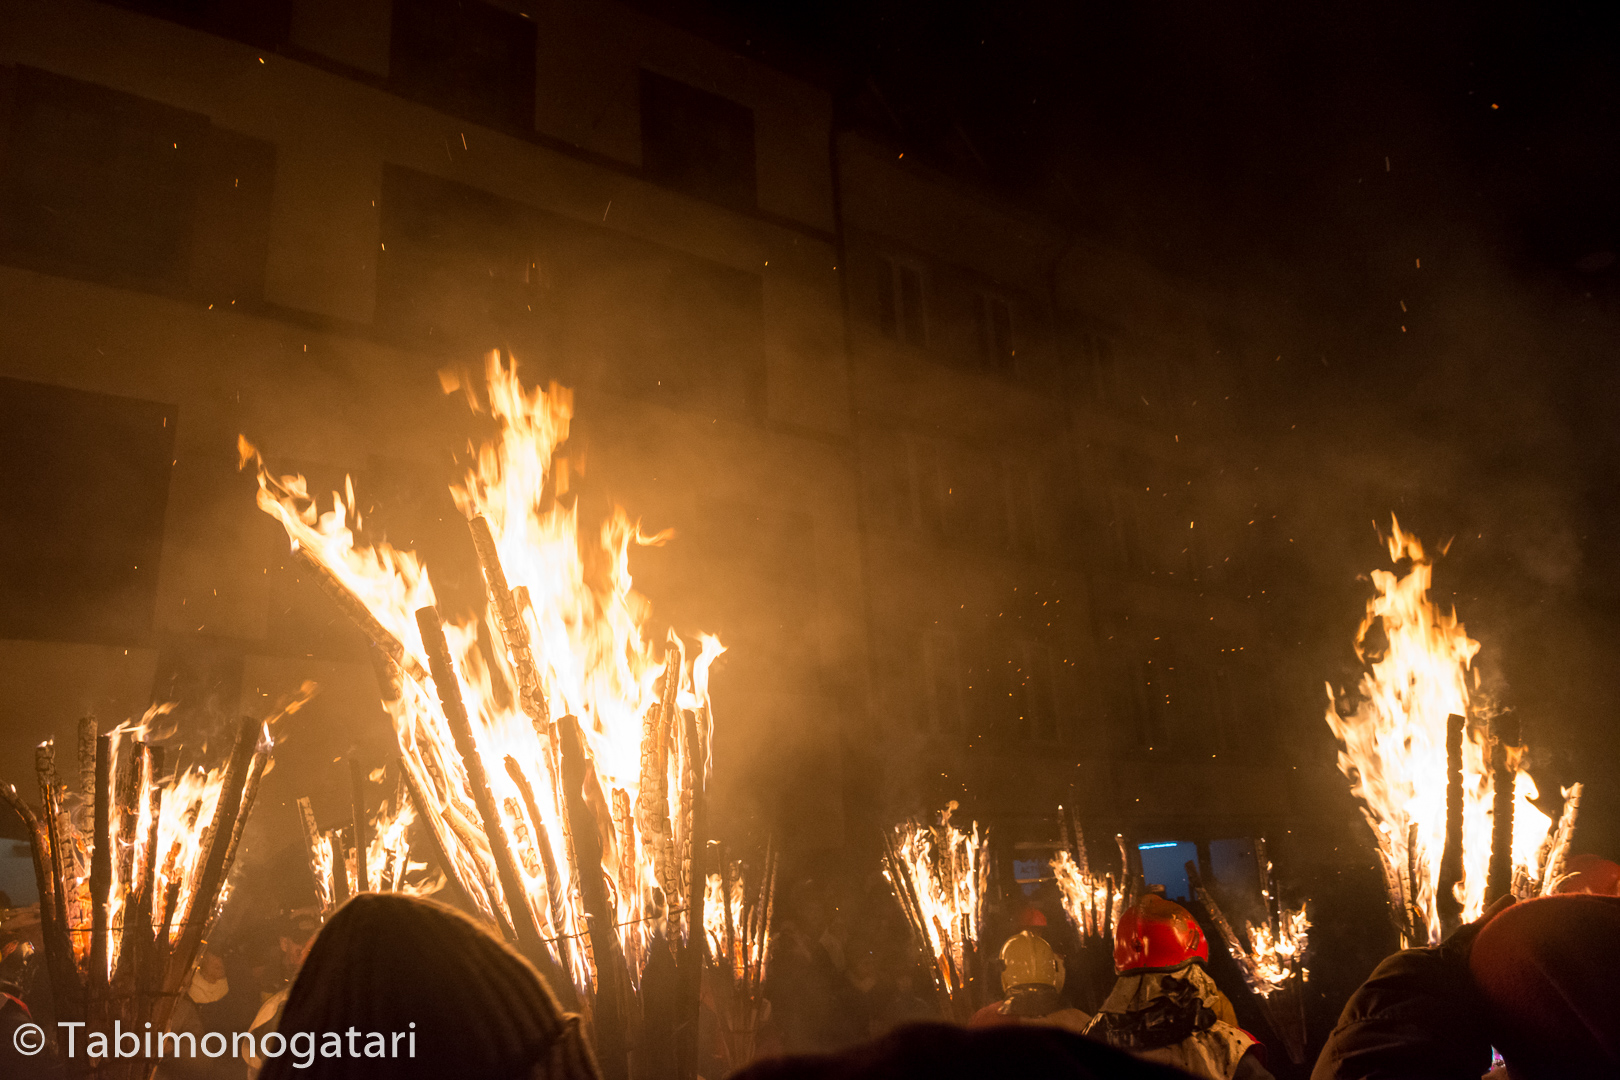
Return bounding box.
[1468,894,1620,1080]
[260,893,599,1080]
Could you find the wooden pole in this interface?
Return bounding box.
[1437,713,1465,930]
[220,733,270,889]
[331,831,351,905]
[89,733,112,1020]
[152,715,260,1034]
[558,713,630,1080]
[678,700,708,1080]
[720,843,736,977]
[350,756,370,894]
[1,780,75,1014]
[415,606,546,957]
[469,516,547,725]
[1487,716,1518,904]
[365,647,477,914]
[296,797,330,914]
[504,755,576,995]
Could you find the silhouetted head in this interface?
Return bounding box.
[261,893,598,1080]
[1469,894,1620,1080]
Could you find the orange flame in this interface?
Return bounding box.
[1325,518,1553,943]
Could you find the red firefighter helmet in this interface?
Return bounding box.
[1113,894,1209,974]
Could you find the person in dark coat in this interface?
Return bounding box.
[730,1021,1206,1080]
[1313,887,1620,1080]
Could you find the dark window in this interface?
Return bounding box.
[390,0,537,132]
[189,126,277,304]
[0,67,206,288]
[101,1,293,48]
[377,166,766,420]
[0,67,275,301]
[0,378,175,644]
[639,70,756,210]
[879,259,927,346]
[977,294,1015,375]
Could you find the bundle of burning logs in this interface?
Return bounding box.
[1,690,307,1079]
[701,839,779,1071]
[1326,521,1585,948]
[1051,805,1130,949]
[241,355,724,1080]
[1186,840,1310,1066]
[881,802,987,1021]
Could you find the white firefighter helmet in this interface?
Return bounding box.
[999,930,1065,993]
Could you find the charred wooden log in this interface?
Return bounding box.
[416,606,546,957]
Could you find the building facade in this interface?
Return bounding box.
[0,0,1328,906]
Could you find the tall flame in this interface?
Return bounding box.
[1325,518,1553,942]
[244,353,722,994]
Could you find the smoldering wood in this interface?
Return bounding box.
[111,741,143,908]
[416,605,547,957]
[111,744,150,989]
[1405,821,1422,943]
